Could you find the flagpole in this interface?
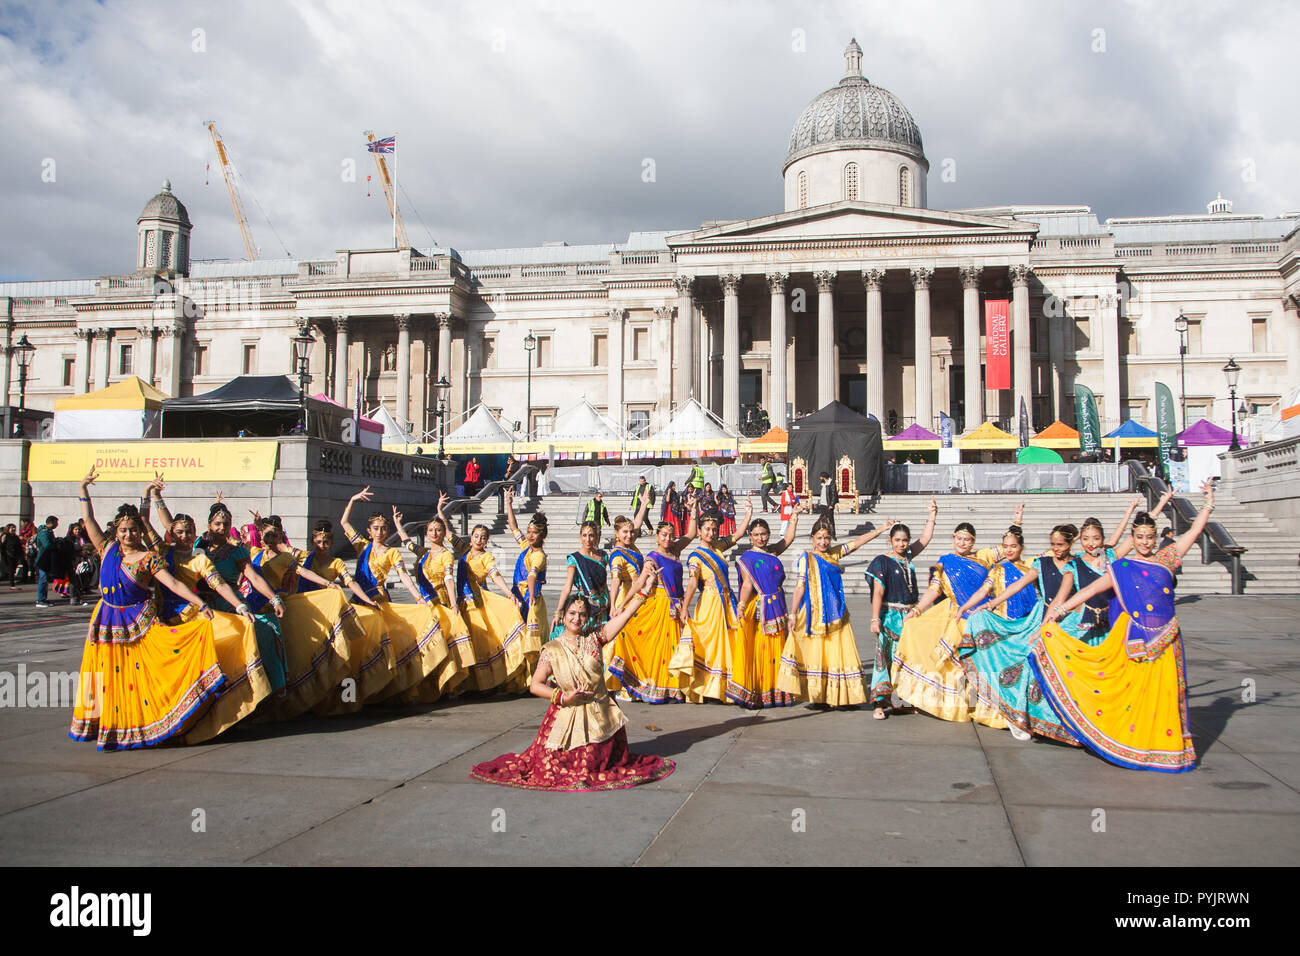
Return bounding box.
[391,133,398,249]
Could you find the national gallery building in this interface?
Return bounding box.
[4,41,1298,441]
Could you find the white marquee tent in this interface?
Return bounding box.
[52,377,168,440]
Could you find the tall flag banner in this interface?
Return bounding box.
[984,299,1011,389]
[939,411,953,447]
[1018,397,1030,447]
[1155,381,1177,472]
[1074,384,1101,455]
[353,371,362,447]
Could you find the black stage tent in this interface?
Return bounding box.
[161,375,347,439]
[787,401,883,497]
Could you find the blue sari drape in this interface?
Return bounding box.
[801,550,847,635]
[693,545,737,617]
[937,553,990,618]
[737,550,787,631]
[512,547,546,622]
[553,551,609,637]
[158,548,191,623]
[91,543,159,643]
[353,543,384,602]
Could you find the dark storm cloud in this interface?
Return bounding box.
[1,0,1295,282]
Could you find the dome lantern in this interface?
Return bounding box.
[135,178,193,276]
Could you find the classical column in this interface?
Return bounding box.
[721,273,742,427]
[161,325,184,396]
[1048,300,1065,421]
[654,306,674,428]
[0,329,10,423]
[1099,288,1122,427]
[607,307,625,430]
[696,301,709,409]
[766,272,789,427]
[136,326,156,389]
[1283,294,1300,386]
[673,276,696,402]
[333,315,351,402]
[74,328,92,394]
[863,268,885,421]
[911,267,933,430]
[814,270,836,408]
[1010,265,1032,422]
[394,313,411,430]
[96,327,113,390]
[435,312,452,385]
[959,266,982,430]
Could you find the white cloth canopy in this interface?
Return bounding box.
[446,404,513,444]
[51,376,167,441]
[648,399,740,443]
[545,399,624,442]
[368,404,413,443]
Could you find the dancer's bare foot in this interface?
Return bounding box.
[873,706,888,720]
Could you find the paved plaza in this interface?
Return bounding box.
[0,587,1297,867]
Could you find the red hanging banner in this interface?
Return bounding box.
[984,299,1011,390]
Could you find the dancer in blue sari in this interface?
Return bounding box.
[731,496,801,708]
[955,524,1079,741]
[865,497,936,719]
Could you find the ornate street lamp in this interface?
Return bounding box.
[523,332,537,442]
[11,334,37,437]
[1223,356,1242,451]
[1174,312,1188,429]
[433,375,451,458]
[292,325,315,434]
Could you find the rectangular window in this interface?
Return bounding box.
[632,327,650,361]
[62,357,75,388]
[1123,401,1147,424]
[481,335,497,369]
[626,408,651,438]
[534,335,552,368]
[195,345,209,377]
[1185,318,1203,354]
[531,408,556,438]
[119,343,133,375]
[592,333,608,367]
[1252,317,1269,352]
[1185,402,1208,422]
[242,344,257,375]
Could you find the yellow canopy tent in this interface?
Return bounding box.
[1029,420,1081,449]
[958,421,1019,449]
[52,376,170,440]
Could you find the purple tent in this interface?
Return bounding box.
[1177,418,1250,447]
[888,423,941,441]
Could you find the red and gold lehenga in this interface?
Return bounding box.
[470,629,675,792]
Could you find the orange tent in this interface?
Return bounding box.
[1029,420,1081,449]
[740,425,788,455]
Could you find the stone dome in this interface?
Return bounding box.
[784,39,927,171]
[137,179,191,226]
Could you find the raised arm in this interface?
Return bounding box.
[848,516,895,554]
[717,497,753,553]
[151,476,175,534]
[503,487,522,538]
[631,496,650,539]
[340,486,373,544]
[138,475,166,548]
[1107,496,1144,550]
[78,469,106,553]
[1172,481,1214,560]
[603,563,657,642]
[1011,501,1025,526]
[910,497,938,558]
[671,500,699,552]
[770,502,803,557]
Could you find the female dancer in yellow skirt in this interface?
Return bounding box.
[608,508,698,703]
[778,516,893,708]
[890,504,1021,722]
[437,498,530,693]
[680,497,752,702]
[340,487,454,703]
[730,496,801,708]
[1035,483,1214,773]
[401,494,476,702]
[69,470,228,750]
[135,480,272,743]
[503,487,548,681]
[602,499,652,693]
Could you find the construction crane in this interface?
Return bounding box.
[204,121,258,260]
[364,130,409,248]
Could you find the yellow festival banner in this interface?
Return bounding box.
[28,441,280,482]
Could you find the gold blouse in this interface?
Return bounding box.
[542,631,626,750]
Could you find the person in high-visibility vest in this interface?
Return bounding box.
[630,477,656,533]
[581,492,611,535]
[759,457,778,512]
[686,463,705,492]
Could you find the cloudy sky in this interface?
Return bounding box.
[1,0,1296,281]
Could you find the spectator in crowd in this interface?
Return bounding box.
[463,456,482,496]
[816,472,838,538]
[759,456,779,512]
[33,515,60,608]
[1,523,23,588]
[581,491,612,536]
[630,476,656,533]
[778,482,800,538]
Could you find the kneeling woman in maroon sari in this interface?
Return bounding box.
[471,562,675,792]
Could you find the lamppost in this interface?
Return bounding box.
[1174,312,1188,428]
[433,375,451,458]
[523,332,536,442]
[292,325,315,434]
[11,335,36,437]
[1223,356,1242,451]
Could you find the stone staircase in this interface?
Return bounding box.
[426,491,1298,597]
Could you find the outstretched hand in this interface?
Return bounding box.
[81,468,99,491]
[351,486,374,503]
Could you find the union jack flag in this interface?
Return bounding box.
[367,136,395,154]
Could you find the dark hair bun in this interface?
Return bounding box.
[1133,510,1157,529]
[1053,523,1078,543]
[313,519,333,533]
[1007,524,1022,536]
[209,502,232,520]
[114,503,141,522]
[530,511,548,529]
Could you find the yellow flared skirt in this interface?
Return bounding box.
[461,592,528,692]
[183,611,273,744]
[1030,614,1196,772]
[403,602,474,703]
[609,588,687,704]
[70,614,227,750]
[520,593,548,684]
[729,598,796,708]
[890,600,1006,727]
[684,587,735,703]
[314,604,396,716]
[365,600,451,704]
[264,589,357,720]
[776,611,867,707]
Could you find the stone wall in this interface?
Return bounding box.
[1219,436,1300,524]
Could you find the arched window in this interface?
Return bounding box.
[899,166,911,207]
[844,163,859,201]
[798,171,808,209]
